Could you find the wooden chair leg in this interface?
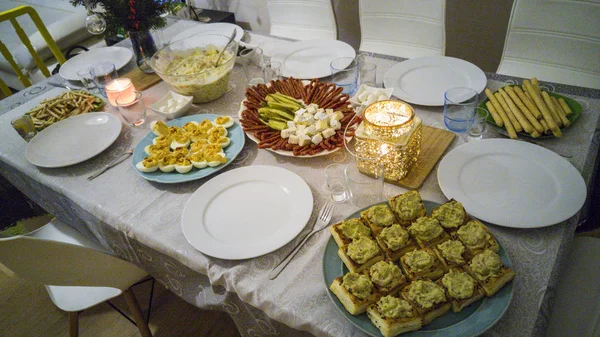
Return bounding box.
[123,288,153,337]
[68,311,79,337]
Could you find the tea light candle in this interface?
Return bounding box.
[105,78,135,106]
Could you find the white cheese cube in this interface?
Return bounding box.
[306,105,317,114]
[287,121,296,129]
[298,134,312,146]
[325,108,334,114]
[296,124,306,134]
[330,118,341,129]
[301,113,315,124]
[315,119,329,132]
[311,133,323,145]
[288,134,299,144]
[314,111,329,120]
[333,111,344,120]
[322,127,336,138]
[295,108,306,117]
[281,128,295,138]
[305,124,317,136]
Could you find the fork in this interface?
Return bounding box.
[268,202,334,280]
[87,150,134,181]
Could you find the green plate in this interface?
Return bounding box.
[322,200,514,337]
[479,87,582,138]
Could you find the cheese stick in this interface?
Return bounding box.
[541,91,563,127]
[558,98,573,116]
[485,100,504,126]
[485,88,510,128]
[494,92,523,132]
[486,101,517,139]
[513,86,542,120]
[499,87,540,137]
[550,96,570,127]
[523,80,561,137]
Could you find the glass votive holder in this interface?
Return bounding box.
[105,78,135,107]
[116,90,146,126]
[11,114,37,141]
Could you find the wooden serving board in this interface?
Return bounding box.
[391,125,455,190]
[122,68,162,91]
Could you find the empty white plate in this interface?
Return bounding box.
[181,165,313,259]
[59,47,133,81]
[437,139,586,228]
[170,22,244,44]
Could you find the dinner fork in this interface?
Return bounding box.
[268,202,334,280]
[87,150,134,181]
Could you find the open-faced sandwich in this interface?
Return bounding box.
[431,199,469,231]
[407,216,450,249]
[455,219,500,259]
[399,248,445,281]
[367,260,407,296]
[401,279,451,325]
[329,217,372,247]
[464,249,516,297]
[438,268,485,312]
[388,190,427,226]
[433,239,468,271]
[329,272,380,315]
[338,236,385,273]
[374,224,418,262]
[367,294,422,337]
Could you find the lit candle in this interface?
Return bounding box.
[105,78,135,106]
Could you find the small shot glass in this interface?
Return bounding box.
[467,107,490,141]
[11,114,37,141]
[77,67,97,92]
[116,90,146,126]
[325,163,349,203]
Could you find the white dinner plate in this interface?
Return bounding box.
[181,165,313,259]
[271,40,356,79]
[26,112,122,168]
[59,47,133,81]
[437,139,586,228]
[170,22,244,44]
[383,56,487,106]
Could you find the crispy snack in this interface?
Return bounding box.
[366,295,422,337]
[523,80,562,137]
[25,90,104,131]
[498,87,540,137]
[485,88,517,139]
[239,78,358,156]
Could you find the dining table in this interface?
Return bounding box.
[1,18,600,337]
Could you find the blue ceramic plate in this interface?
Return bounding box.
[132,114,245,184]
[322,200,514,337]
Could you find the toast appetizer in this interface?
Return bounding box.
[330,272,379,315]
[431,199,469,230]
[464,249,516,297]
[438,268,484,313]
[433,239,468,271]
[338,236,385,273]
[367,261,407,296]
[375,224,418,261]
[361,204,399,232]
[400,248,445,281]
[407,216,450,248]
[388,191,427,226]
[367,295,422,337]
[401,279,451,325]
[330,217,372,247]
[455,219,499,259]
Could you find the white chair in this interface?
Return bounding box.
[0,217,153,337]
[265,0,337,41]
[358,0,445,58]
[546,236,600,337]
[497,0,600,90]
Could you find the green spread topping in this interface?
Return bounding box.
[369,261,403,288]
[408,217,444,242]
[404,249,434,272]
[339,218,371,240]
[441,269,475,299]
[457,220,490,249]
[469,249,503,281]
[432,201,465,229]
[437,240,466,264]
[347,236,380,264]
[365,204,396,227]
[377,295,413,319]
[407,280,446,309]
[342,272,373,300]
[391,191,422,221]
[380,224,409,251]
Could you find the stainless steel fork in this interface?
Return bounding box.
[268,202,335,280]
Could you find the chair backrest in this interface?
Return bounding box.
[266,0,337,41]
[497,0,600,89]
[358,0,445,58]
[0,220,146,290]
[0,5,67,96]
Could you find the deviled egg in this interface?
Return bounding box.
[183,121,199,132]
[150,120,170,136]
[174,157,193,173]
[206,152,227,167]
[153,135,172,147]
[170,133,191,150]
[158,155,177,172]
[213,116,234,128]
[136,157,159,173]
[188,152,208,169]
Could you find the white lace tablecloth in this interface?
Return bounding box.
[1,23,600,337]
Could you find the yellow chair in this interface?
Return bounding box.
[0,6,67,96]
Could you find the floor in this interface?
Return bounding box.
[0,264,242,337]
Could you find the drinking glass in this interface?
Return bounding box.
[345,160,384,209]
[331,57,359,95]
[11,114,37,141]
[239,47,265,86]
[359,62,378,87]
[443,87,479,133]
[467,107,490,141]
[325,164,349,203]
[116,90,146,126]
[264,60,282,82]
[77,67,97,91]
[90,62,118,96]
